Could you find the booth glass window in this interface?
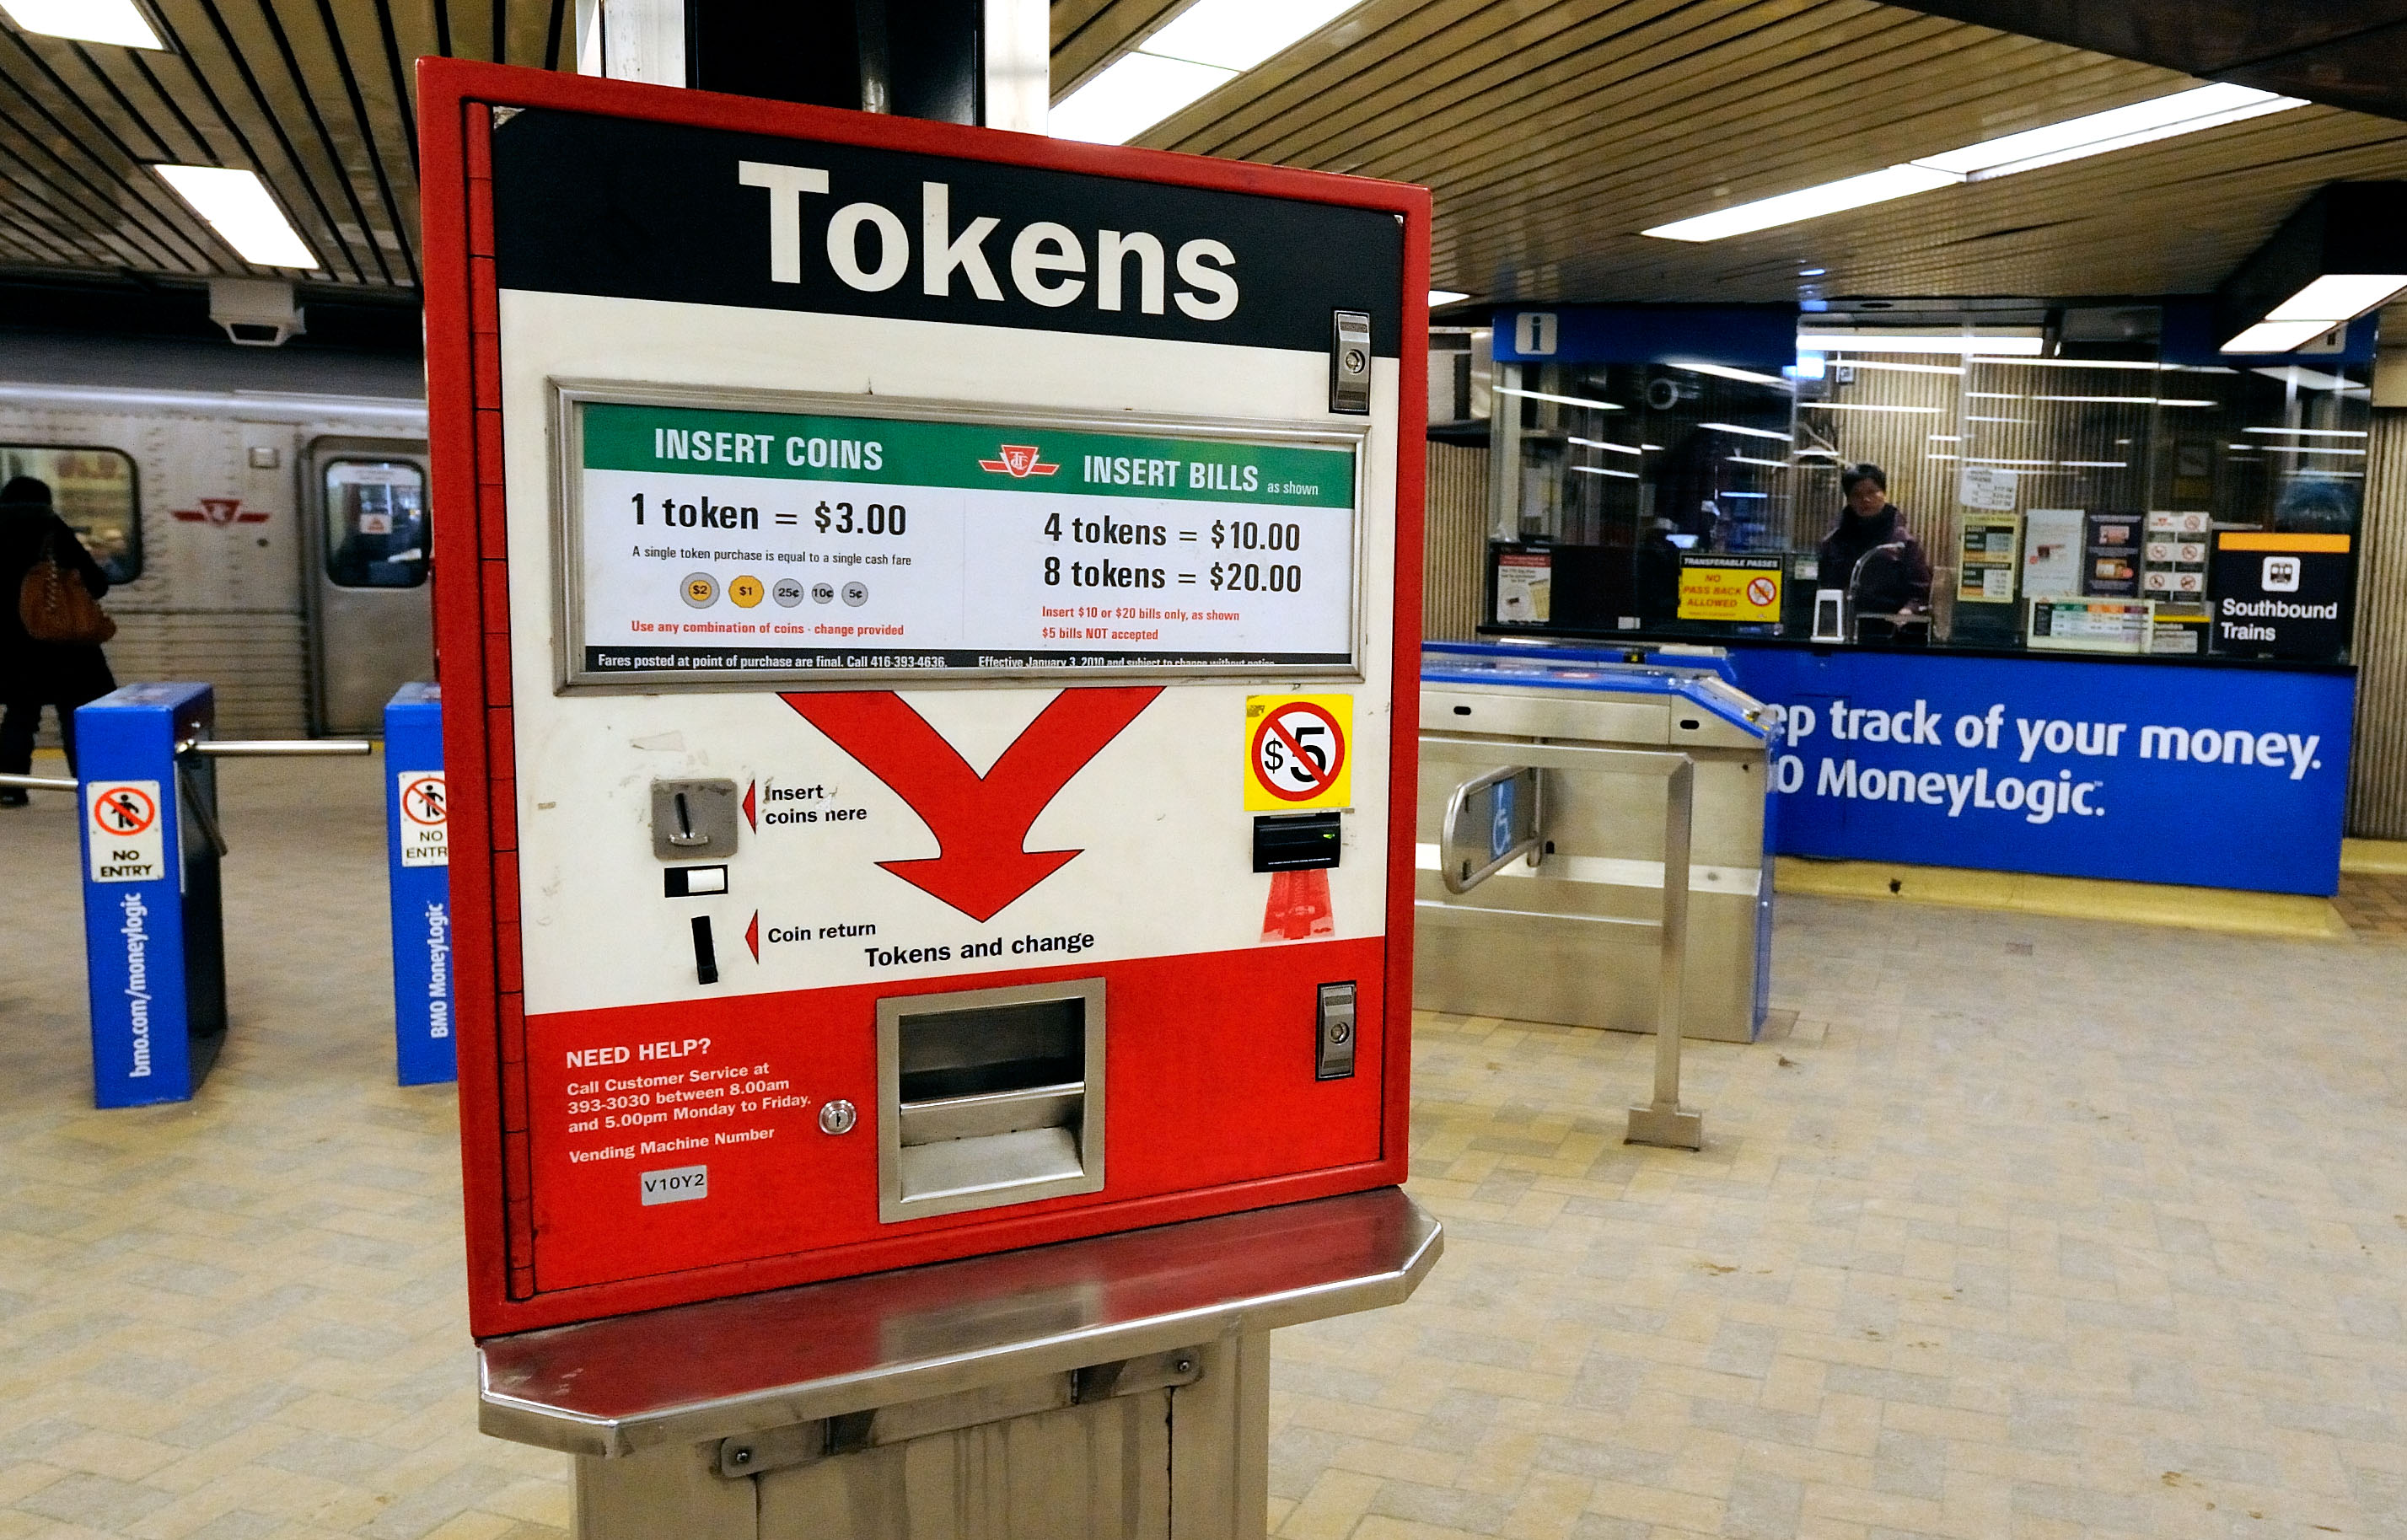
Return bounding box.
[0,444,141,583]
[324,460,429,588]
[1488,361,1795,632]
[1487,315,2368,663]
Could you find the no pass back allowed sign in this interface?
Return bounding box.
[1245,695,1352,811]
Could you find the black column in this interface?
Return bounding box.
[685,0,985,123]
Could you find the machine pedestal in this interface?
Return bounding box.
[477,1189,1442,1540]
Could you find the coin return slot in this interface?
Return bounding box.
[877,980,1106,1223]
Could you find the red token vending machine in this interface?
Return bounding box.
[421,59,1426,1336]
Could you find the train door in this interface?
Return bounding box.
[302,436,433,735]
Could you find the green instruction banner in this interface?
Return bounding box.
[582,403,1354,509]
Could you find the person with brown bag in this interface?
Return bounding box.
[2,475,117,807]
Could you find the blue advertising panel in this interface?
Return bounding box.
[76,683,221,1107]
[385,682,454,1086]
[1725,650,2353,896]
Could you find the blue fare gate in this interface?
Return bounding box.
[77,683,228,1108]
[386,683,454,1086]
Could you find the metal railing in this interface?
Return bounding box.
[3,738,374,852]
[1419,734,1705,1151]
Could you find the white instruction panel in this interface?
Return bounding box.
[561,396,1362,687]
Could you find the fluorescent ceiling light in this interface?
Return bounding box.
[1800,332,2044,356]
[1698,421,1789,441]
[2252,444,2367,455]
[153,165,315,268]
[1645,165,1957,241]
[1429,289,1469,307]
[1650,83,2302,242]
[1669,360,1788,386]
[1964,416,2029,423]
[1050,53,1235,144]
[1914,83,2302,180]
[1928,434,1959,441]
[2220,319,2338,354]
[1570,464,1639,479]
[1799,402,1946,413]
[1493,385,1621,411]
[1835,358,1964,375]
[2252,365,2364,393]
[1142,0,1357,70]
[2030,394,2215,405]
[1726,453,1787,468]
[1052,0,1362,143]
[2263,273,2407,323]
[2243,426,2367,437]
[2060,460,2129,468]
[1568,437,1641,455]
[1973,357,2210,370]
[1965,392,2023,400]
[0,0,162,46]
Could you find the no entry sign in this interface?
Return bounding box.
[420,60,1424,1333]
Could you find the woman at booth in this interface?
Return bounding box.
[1816,463,1932,619]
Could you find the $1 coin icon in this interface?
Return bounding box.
[728,574,766,609]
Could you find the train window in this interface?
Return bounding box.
[0,445,141,584]
[324,460,428,588]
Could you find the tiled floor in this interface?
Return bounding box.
[7,754,2407,1540]
[2334,872,2407,936]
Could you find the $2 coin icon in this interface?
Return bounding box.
[680,571,718,609]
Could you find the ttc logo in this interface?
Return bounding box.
[977,444,1058,478]
[2262,555,2301,592]
[172,497,269,526]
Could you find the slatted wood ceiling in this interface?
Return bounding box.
[0,0,561,286]
[1112,0,2407,305]
[6,0,2407,303]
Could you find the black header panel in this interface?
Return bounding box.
[490,109,1405,357]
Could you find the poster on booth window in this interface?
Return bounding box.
[2022,509,2085,598]
[1675,555,1783,623]
[1957,464,2019,511]
[1956,512,2021,603]
[1494,549,1551,623]
[2081,512,2143,597]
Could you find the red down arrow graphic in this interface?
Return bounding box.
[782,689,1163,923]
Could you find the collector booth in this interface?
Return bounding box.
[418,57,1437,1540]
[1476,302,2364,898]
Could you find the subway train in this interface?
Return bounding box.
[0,329,430,738]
